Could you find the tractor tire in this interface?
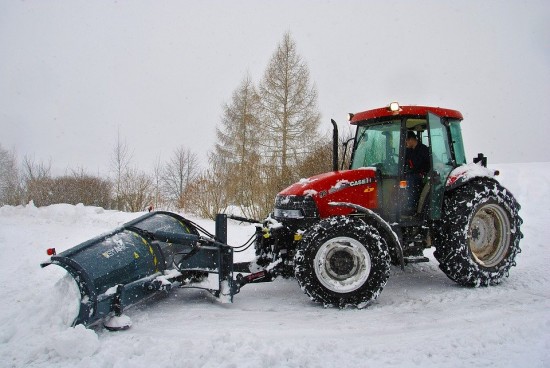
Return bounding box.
[434,178,523,287]
[294,216,391,308]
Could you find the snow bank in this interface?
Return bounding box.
[0,163,549,367]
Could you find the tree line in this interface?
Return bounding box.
[0,33,352,219]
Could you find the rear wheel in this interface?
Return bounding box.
[434,179,522,286]
[294,216,391,308]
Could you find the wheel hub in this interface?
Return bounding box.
[314,237,371,293]
[469,203,511,267]
[327,249,357,280]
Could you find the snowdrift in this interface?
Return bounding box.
[0,163,549,367]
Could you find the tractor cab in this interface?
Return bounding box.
[348,102,466,223]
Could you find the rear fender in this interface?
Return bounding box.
[446,163,498,191]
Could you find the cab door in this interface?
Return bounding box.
[427,112,455,219]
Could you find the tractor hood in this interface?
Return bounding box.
[277,168,378,218]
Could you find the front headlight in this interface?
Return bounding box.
[273,208,304,219]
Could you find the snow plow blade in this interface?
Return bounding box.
[41,212,236,328]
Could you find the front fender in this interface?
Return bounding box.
[328,202,404,270]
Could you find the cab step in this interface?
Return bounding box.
[404,256,430,264]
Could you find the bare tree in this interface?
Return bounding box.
[69,169,112,208]
[258,32,321,187]
[295,137,333,178]
[119,168,153,212]
[44,171,112,208]
[337,126,356,170]
[21,155,52,206]
[0,145,20,205]
[151,155,166,210]
[110,132,133,211]
[186,161,229,219]
[295,127,356,177]
[163,147,199,210]
[109,133,156,212]
[22,155,51,183]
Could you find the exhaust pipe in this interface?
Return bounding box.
[331,119,339,171]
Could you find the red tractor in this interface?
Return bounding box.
[42,102,523,329]
[254,102,523,308]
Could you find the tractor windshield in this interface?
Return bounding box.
[351,121,401,175]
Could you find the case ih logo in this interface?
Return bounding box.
[319,178,374,198]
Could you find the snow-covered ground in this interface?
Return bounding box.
[1,163,549,368]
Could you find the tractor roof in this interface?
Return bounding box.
[350,104,463,125]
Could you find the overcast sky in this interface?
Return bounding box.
[1,0,549,176]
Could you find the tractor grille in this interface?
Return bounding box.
[273,195,319,229]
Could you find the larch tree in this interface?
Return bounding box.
[258,32,321,188]
[214,74,264,218]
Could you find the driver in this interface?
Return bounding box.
[404,131,430,214]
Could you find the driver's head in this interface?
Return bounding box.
[406,130,418,149]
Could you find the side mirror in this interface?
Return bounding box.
[473,153,487,167]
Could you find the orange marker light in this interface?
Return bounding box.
[400,181,408,189]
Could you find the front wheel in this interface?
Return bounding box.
[294,216,391,308]
[434,179,523,286]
